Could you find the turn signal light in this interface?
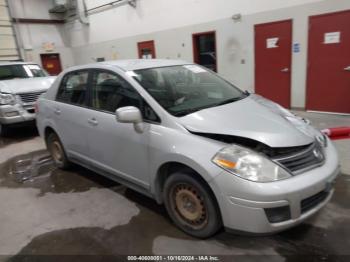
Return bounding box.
[214,159,236,169]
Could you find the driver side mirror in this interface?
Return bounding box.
[115,106,144,133]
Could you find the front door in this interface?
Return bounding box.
[85,69,151,188]
[40,53,62,75]
[255,20,292,108]
[138,40,156,59]
[306,10,350,114]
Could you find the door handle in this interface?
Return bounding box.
[281,68,290,73]
[88,118,98,126]
[54,108,61,115]
[344,66,350,71]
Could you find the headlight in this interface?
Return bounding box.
[212,145,292,182]
[316,133,328,147]
[0,93,16,105]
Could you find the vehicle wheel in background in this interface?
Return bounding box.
[46,132,71,169]
[164,172,222,238]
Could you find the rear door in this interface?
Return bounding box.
[255,20,292,108]
[53,70,91,160]
[306,10,350,114]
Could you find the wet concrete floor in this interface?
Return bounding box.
[0,120,349,261]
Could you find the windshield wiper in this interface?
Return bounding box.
[172,104,218,117]
[215,97,243,107]
[172,95,248,117]
[172,108,202,117]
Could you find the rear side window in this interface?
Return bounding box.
[56,71,89,106]
[91,70,160,122]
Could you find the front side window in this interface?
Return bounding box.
[130,65,247,116]
[56,71,89,106]
[0,64,47,80]
[91,70,160,122]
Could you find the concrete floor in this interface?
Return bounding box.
[0,112,349,261]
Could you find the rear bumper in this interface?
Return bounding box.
[210,141,340,234]
[0,104,36,125]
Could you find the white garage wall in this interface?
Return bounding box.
[11,0,56,19]
[70,0,326,46]
[65,0,350,108]
[9,0,74,69]
[9,0,350,108]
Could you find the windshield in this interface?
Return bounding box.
[130,65,247,116]
[0,64,48,80]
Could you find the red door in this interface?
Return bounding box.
[255,20,292,108]
[307,10,350,114]
[40,53,62,76]
[137,40,156,59]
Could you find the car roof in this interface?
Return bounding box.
[70,59,192,72]
[0,61,38,66]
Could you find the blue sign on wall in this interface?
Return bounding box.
[293,43,300,53]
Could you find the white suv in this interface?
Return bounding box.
[0,62,56,135]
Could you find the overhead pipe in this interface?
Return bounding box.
[76,0,89,25]
[12,18,65,24]
[86,0,136,13]
[68,0,137,24]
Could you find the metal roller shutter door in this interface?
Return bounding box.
[0,0,20,61]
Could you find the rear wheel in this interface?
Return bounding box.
[164,173,222,238]
[46,132,71,169]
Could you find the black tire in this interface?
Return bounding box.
[46,132,71,169]
[0,123,9,137]
[163,172,222,238]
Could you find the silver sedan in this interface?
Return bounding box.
[36,59,340,238]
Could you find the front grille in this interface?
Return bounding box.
[18,91,45,104]
[272,142,325,174]
[301,190,329,214]
[264,144,311,158]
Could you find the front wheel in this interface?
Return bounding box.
[46,132,71,169]
[163,173,222,238]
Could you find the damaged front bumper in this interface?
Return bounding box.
[0,103,36,125]
[209,140,340,234]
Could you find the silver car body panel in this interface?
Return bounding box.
[179,96,316,147]
[36,59,340,234]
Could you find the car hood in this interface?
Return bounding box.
[178,94,318,148]
[0,76,56,94]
